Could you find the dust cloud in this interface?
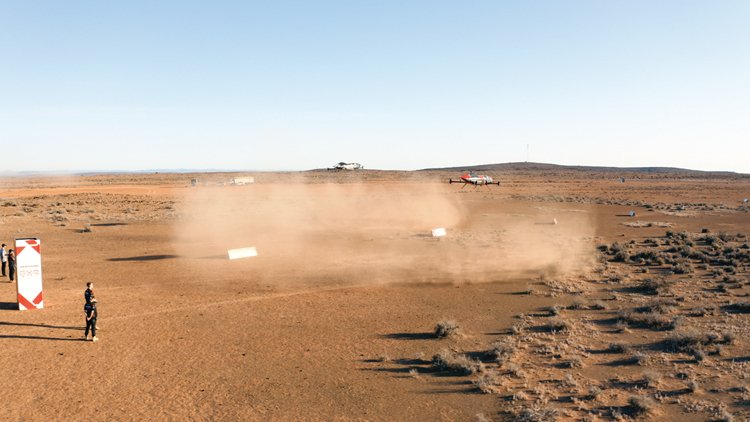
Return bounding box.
[172,182,596,287]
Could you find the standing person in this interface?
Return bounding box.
[85,282,100,330]
[1,243,7,277]
[85,282,95,303]
[84,298,98,342]
[7,249,15,282]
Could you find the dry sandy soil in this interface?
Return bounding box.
[0,168,748,421]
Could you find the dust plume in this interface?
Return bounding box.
[172,181,596,287]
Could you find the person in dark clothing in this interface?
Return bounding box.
[84,298,98,342]
[85,282,95,303]
[7,249,15,282]
[1,243,7,277]
[84,282,100,330]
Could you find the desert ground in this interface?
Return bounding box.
[0,167,748,421]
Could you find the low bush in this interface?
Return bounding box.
[434,320,461,338]
[431,349,482,375]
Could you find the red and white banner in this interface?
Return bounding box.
[15,238,44,310]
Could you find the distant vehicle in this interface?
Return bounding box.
[230,177,255,185]
[329,162,363,171]
[449,171,500,188]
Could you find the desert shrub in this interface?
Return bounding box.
[473,371,501,394]
[487,339,516,363]
[664,330,725,357]
[519,284,534,295]
[375,354,390,362]
[671,262,692,274]
[607,342,630,354]
[714,409,735,422]
[718,232,736,242]
[676,245,693,257]
[609,242,625,255]
[691,347,706,362]
[431,349,482,375]
[628,395,655,416]
[559,356,584,369]
[515,406,558,422]
[621,352,651,366]
[690,307,708,317]
[689,250,710,262]
[700,234,720,245]
[547,305,563,316]
[642,370,662,388]
[629,250,663,266]
[612,251,630,262]
[590,301,607,310]
[701,227,711,233]
[638,299,678,314]
[562,374,577,388]
[585,385,602,401]
[614,320,630,333]
[505,362,525,378]
[634,278,672,295]
[434,320,461,338]
[542,318,569,333]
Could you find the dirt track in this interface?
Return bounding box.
[0,170,748,420]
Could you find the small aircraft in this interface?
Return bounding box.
[329,162,363,170]
[449,171,500,188]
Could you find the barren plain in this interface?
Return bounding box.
[0,167,748,421]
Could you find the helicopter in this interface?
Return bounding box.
[448,171,500,188]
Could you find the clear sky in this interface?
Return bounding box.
[1,1,748,173]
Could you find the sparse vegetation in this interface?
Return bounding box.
[627,395,655,416]
[617,310,677,331]
[514,406,558,422]
[607,342,630,354]
[431,349,482,375]
[487,339,516,363]
[434,320,461,338]
[473,371,501,394]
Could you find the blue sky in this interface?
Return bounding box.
[1,1,748,172]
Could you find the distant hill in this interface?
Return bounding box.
[420,162,747,176]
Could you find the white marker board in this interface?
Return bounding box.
[15,238,44,310]
[228,247,258,260]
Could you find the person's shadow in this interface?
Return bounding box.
[0,319,85,342]
[0,334,85,342]
[0,321,81,330]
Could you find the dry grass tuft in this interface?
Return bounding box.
[434,320,461,338]
[628,395,656,416]
[431,349,482,375]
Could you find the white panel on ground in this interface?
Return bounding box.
[228,247,258,260]
[432,228,447,237]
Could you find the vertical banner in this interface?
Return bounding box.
[15,238,44,310]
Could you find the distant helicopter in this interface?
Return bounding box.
[449,171,500,188]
